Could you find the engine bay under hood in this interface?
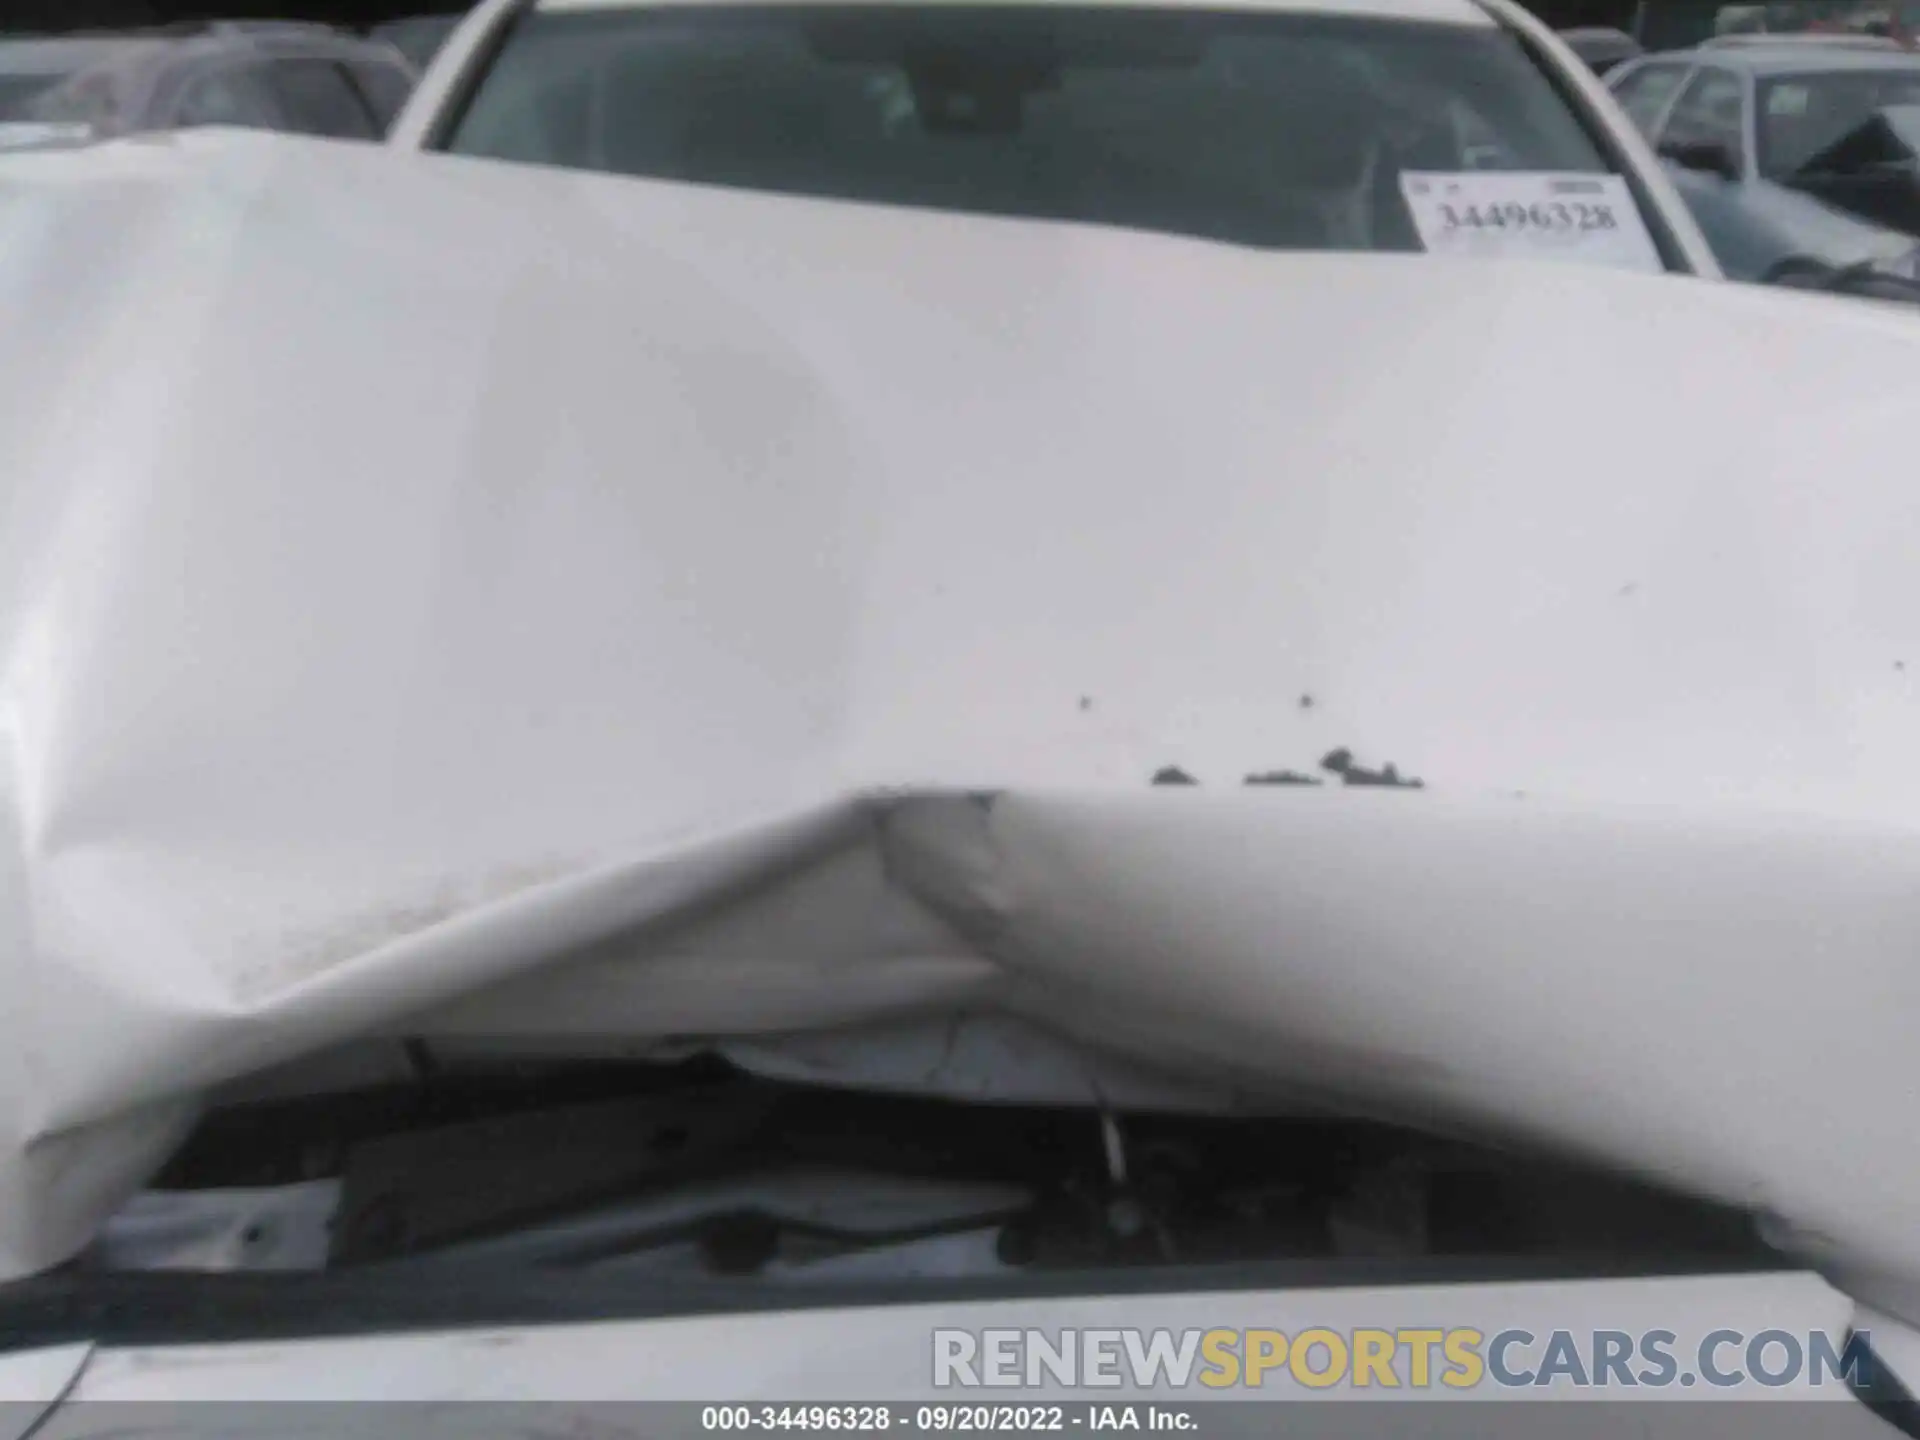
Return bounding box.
[2,131,1920,1308]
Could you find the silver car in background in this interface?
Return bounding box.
[1607,41,1920,281]
[371,13,467,71]
[0,23,417,151]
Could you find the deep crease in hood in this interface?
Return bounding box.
[4,130,1920,1296]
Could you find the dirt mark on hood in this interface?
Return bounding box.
[1153,748,1426,790]
[1321,748,1424,789]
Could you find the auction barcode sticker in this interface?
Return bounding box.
[1398,172,1664,273]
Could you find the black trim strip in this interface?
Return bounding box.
[0,1251,1788,1352]
[1850,1329,1920,1438]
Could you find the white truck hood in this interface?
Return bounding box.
[4,130,1920,1307]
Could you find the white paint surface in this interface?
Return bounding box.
[0,130,1916,1316]
[58,1273,1860,1401]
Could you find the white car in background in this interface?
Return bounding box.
[1608,41,1920,281]
[0,23,417,151]
[7,0,1920,1433]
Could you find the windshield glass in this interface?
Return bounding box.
[442,5,1626,254]
[1759,68,1920,173]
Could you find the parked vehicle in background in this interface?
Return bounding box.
[1701,30,1905,47]
[1558,25,1644,73]
[5,24,417,150]
[1718,0,1901,32]
[0,36,151,123]
[1607,44,1920,281]
[372,13,466,71]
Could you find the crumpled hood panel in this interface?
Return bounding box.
[2,130,1920,1286]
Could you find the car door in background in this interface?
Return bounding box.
[1610,57,1696,134]
[1659,64,1751,176]
[1644,66,1788,274]
[1766,74,1920,234]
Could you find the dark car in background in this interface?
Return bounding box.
[1558,25,1644,72]
[372,13,465,71]
[0,23,416,150]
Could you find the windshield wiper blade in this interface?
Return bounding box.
[363,1168,1032,1274]
[330,1084,777,1265]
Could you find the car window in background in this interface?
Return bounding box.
[1759,69,1920,174]
[346,56,416,132]
[172,64,284,130]
[269,57,379,139]
[443,6,1633,256]
[1611,61,1692,133]
[1663,65,1748,165]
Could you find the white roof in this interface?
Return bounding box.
[537,0,1496,28]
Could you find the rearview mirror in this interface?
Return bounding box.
[1659,137,1739,180]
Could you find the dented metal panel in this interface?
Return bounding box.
[2,128,1920,1307]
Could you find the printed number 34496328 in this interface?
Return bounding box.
[1439,201,1618,233]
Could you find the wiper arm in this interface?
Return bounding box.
[331,1085,777,1265]
[365,1168,1032,1274]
